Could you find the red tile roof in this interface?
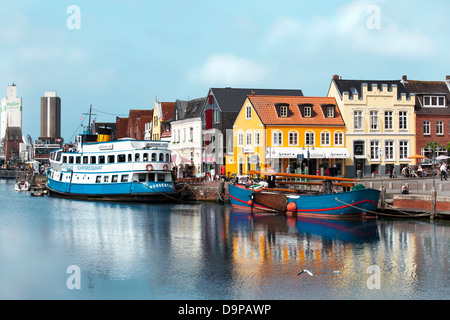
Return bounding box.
[248,95,345,126]
[160,102,176,121]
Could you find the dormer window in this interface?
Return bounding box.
[327,107,334,117]
[304,106,311,117]
[299,103,314,118]
[275,103,290,117]
[424,96,446,107]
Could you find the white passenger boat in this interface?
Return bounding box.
[46,132,178,202]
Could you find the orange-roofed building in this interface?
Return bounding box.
[226,95,349,177]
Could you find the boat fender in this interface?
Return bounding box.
[287,202,297,212]
[163,164,169,171]
[247,200,253,206]
[146,164,153,171]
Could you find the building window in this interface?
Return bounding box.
[304,106,311,118]
[399,111,407,130]
[246,105,251,119]
[399,141,409,160]
[246,131,252,146]
[273,131,282,146]
[213,109,220,123]
[189,127,194,141]
[327,107,334,118]
[237,131,243,147]
[385,141,394,161]
[354,110,363,130]
[321,131,330,146]
[424,96,446,107]
[280,106,288,117]
[334,131,344,146]
[254,131,260,146]
[370,141,380,160]
[305,131,315,146]
[288,131,298,146]
[384,111,393,130]
[354,141,365,157]
[437,121,444,135]
[423,121,430,135]
[370,111,379,130]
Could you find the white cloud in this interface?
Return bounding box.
[262,0,436,60]
[187,54,270,87]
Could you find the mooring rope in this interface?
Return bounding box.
[334,197,432,218]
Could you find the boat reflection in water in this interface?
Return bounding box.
[287,216,379,244]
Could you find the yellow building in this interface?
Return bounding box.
[328,76,416,178]
[226,95,349,177]
[151,100,175,141]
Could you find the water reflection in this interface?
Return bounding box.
[0,179,449,300]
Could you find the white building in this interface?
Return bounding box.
[170,97,206,177]
[1,84,23,142]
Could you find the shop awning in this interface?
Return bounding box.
[322,148,351,159]
[266,147,302,159]
[302,148,326,159]
[265,147,350,159]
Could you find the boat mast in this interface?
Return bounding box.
[83,104,97,134]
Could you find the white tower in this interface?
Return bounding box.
[1,84,23,142]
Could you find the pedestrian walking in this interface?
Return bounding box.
[440,163,447,181]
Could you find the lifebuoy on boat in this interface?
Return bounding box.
[163,164,168,171]
[146,164,153,171]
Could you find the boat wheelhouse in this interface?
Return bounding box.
[46,134,178,202]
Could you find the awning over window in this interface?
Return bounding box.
[265,147,351,159]
[322,148,351,159]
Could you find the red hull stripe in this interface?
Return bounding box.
[229,193,273,210]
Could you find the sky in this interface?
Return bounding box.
[0,0,449,142]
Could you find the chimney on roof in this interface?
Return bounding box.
[333,75,340,80]
[401,75,408,84]
[446,75,450,81]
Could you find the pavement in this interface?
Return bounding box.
[357,175,450,197]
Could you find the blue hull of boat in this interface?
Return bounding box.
[228,184,380,218]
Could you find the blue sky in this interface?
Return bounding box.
[1,0,449,141]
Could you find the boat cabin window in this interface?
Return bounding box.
[99,156,105,164]
[118,154,126,163]
[128,154,132,162]
[143,153,148,161]
[152,153,157,161]
[159,153,164,162]
[166,154,170,162]
[56,151,62,162]
[83,156,88,164]
[112,175,118,183]
[157,174,165,182]
[121,175,129,182]
[138,173,146,182]
[90,156,97,164]
[69,156,74,164]
[62,156,67,164]
[135,153,140,162]
[104,176,109,183]
[96,176,101,183]
[108,155,115,164]
[76,156,81,164]
[148,173,155,181]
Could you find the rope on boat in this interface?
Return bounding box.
[334,197,433,218]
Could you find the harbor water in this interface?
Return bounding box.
[0,179,449,300]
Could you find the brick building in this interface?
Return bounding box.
[402,75,450,159]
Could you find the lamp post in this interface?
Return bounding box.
[427,143,439,220]
[302,144,315,175]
